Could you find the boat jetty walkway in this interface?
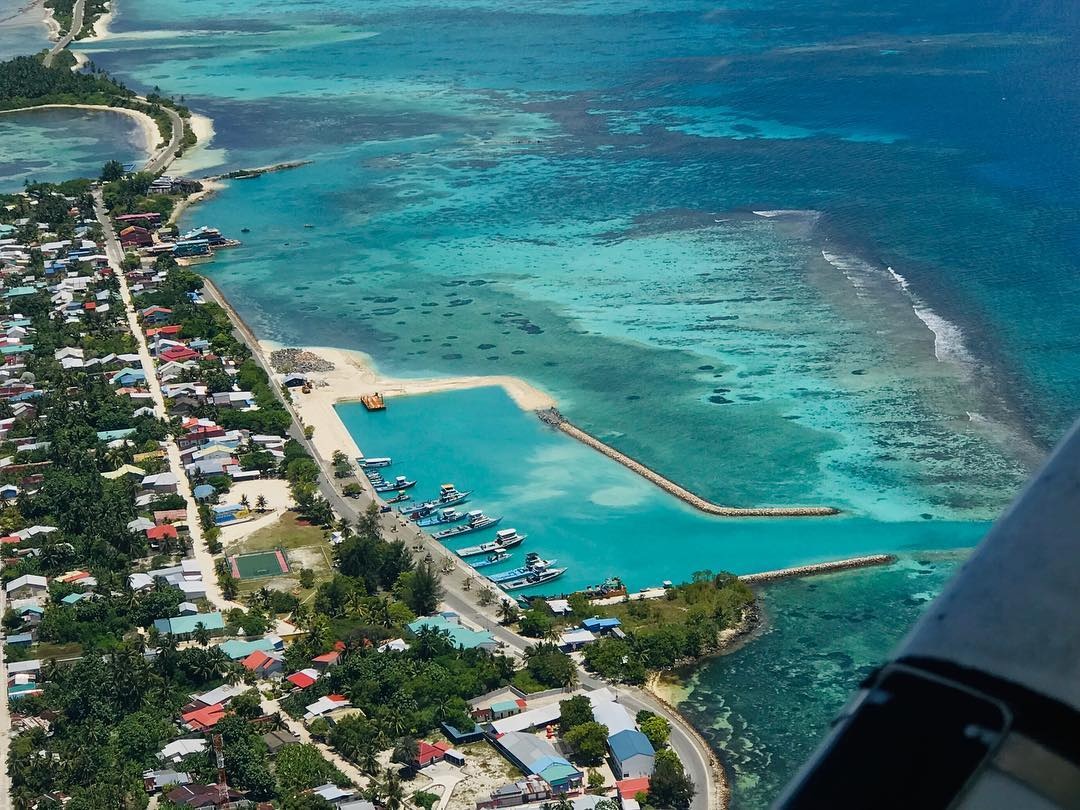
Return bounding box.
[536,408,840,517]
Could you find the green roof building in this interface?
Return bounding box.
[154,612,225,638]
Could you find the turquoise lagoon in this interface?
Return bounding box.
[337,386,986,594]
[37,0,1080,804]
[0,107,148,191]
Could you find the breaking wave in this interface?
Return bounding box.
[821,250,975,369]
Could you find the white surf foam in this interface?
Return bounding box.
[821,251,975,370]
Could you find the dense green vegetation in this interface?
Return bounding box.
[575,572,754,683]
[0,55,133,110]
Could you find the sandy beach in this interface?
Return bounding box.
[169,176,224,225]
[90,2,115,39]
[0,104,159,154]
[265,341,556,464]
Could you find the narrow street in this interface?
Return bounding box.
[94,188,238,612]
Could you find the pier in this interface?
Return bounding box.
[536,408,840,518]
[738,554,896,584]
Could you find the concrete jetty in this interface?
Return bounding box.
[738,554,896,584]
[536,408,840,518]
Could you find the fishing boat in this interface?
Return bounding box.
[373,476,416,493]
[385,491,411,504]
[456,528,526,558]
[433,511,501,540]
[401,484,471,518]
[471,550,512,569]
[358,457,392,468]
[416,507,465,527]
[500,567,567,591]
[488,552,557,584]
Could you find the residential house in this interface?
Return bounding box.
[153,612,225,640]
[262,729,300,755]
[607,730,655,779]
[143,769,192,793]
[165,783,244,808]
[139,305,173,325]
[407,613,497,651]
[241,650,283,678]
[493,732,582,793]
[158,739,208,765]
[141,471,179,494]
[286,668,320,690]
[118,226,153,248]
[6,574,47,599]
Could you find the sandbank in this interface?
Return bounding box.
[90,2,115,39]
[264,341,556,464]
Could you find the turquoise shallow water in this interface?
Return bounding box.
[337,387,986,595]
[0,107,147,191]
[677,553,964,809]
[14,0,1078,803]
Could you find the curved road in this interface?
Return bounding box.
[44,0,84,67]
[202,285,717,810]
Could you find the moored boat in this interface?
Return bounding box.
[500,567,567,591]
[488,552,557,584]
[433,511,501,540]
[373,476,416,493]
[401,484,471,518]
[358,457,392,468]
[471,550,512,569]
[385,491,411,504]
[456,528,526,558]
[416,507,465,527]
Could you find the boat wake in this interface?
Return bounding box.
[821,250,975,370]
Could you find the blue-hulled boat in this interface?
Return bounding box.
[401,483,471,519]
[456,528,526,558]
[488,552,557,584]
[433,511,501,540]
[471,550,512,569]
[501,566,567,591]
[373,475,416,493]
[416,507,465,527]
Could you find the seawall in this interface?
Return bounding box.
[536,408,840,518]
[739,554,896,584]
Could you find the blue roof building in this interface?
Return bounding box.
[494,731,582,791]
[407,615,497,651]
[153,612,225,639]
[581,617,622,633]
[607,729,655,779]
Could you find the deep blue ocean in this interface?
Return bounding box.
[4,0,1077,805]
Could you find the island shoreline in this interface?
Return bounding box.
[0,103,158,155]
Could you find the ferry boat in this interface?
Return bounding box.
[488,553,557,584]
[500,567,567,591]
[385,491,411,504]
[373,476,416,493]
[416,507,465,527]
[432,511,501,540]
[401,484,471,518]
[456,528,526,558]
[358,457,392,469]
[471,550,512,569]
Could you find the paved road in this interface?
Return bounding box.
[0,589,11,809]
[144,104,185,175]
[94,188,237,612]
[203,286,719,808]
[43,0,84,66]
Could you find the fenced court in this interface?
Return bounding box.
[229,548,290,580]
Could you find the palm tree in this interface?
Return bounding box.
[345,590,366,619]
[477,586,496,607]
[192,621,210,647]
[382,769,405,810]
[255,494,268,513]
[359,745,380,777]
[497,600,520,625]
[306,614,332,651]
[462,575,474,592]
[240,493,251,510]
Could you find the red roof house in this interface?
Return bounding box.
[414,740,452,768]
[618,778,651,799]
[242,650,283,678]
[311,650,341,669]
[285,670,318,689]
[159,345,200,363]
[147,324,183,338]
[119,225,153,248]
[146,524,179,546]
[182,703,225,731]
